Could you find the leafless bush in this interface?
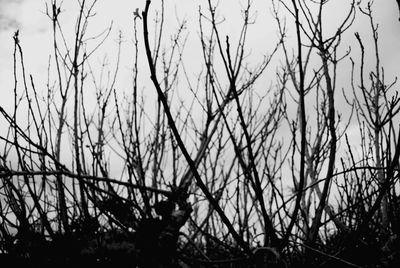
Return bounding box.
[0,0,399,267]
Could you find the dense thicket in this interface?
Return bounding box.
[0,0,399,267]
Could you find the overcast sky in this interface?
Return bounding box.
[1,1,399,83]
[0,0,399,168]
[0,0,399,97]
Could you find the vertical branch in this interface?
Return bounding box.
[281,0,307,250]
[307,15,338,248]
[48,0,70,233]
[367,4,388,230]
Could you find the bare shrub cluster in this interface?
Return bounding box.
[0,0,399,267]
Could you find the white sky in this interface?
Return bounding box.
[0,0,399,99]
[0,0,399,175]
